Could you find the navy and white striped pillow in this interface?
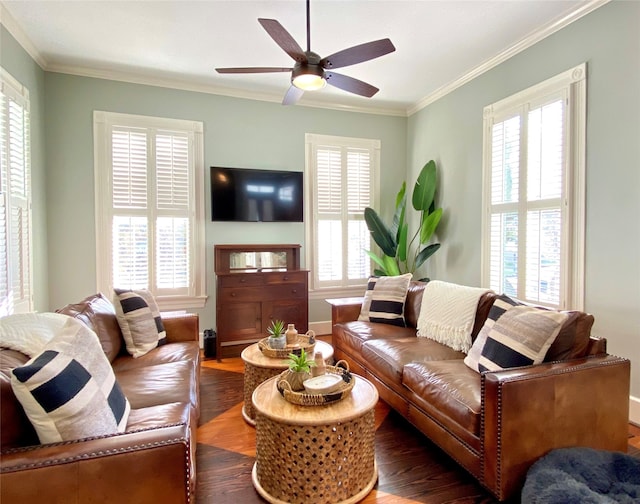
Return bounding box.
[10,317,130,444]
[464,294,568,373]
[358,273,412,327]
[114,289,166,358]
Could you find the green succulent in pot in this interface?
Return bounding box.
[267,319,286,349]
[287,348,315,373]
[364,160,443,280]
[285,348,315,391]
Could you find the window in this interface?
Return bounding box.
[0,68,32,316]
[305,133,380,295]
[94,111,206,310]
[481,63,586,309]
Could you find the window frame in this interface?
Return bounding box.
[481,63,586,310]
[93,111,206,310]
[0,67,33,316]
[305,133,380,299]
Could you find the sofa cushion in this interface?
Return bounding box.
[126,402,191,432]
[358,273,412,327]
[115,360,197,412]
[113,289,167,358]
[111,341,200,373]
[56,293,123,362]
[10,317,130,444]
[464,296,568,372]
[403,360,482,438]
[334,320,414,356]
[362,337,464,388]
[544,310,594,362]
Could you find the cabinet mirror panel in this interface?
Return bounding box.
[229,251,288,272]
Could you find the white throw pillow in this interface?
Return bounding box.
[0,312,70,357]
[113,288,167,358]
[10,317,130,444]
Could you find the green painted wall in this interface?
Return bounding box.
[2,1,638,399]
[407,0,640,396]
[0,25,48,310]
[42,73,406,329]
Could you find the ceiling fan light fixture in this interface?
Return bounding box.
[292,65,326,91]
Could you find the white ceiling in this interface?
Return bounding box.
[1,0,604,115]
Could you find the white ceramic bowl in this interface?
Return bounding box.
[302,374,343,395]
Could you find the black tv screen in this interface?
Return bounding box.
[211,166,304,222]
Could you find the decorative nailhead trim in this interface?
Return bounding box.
[1,423,189,471]
[484,355,629,500]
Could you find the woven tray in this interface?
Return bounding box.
[276,360,354,406]
[258,330,316,359]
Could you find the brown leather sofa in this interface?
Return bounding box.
[329,281,631,501]
[0,293,201,504]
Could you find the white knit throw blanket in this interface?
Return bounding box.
[0,312,70,357]
[416,281,492,353]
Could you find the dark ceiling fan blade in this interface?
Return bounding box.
[216,67,292,74]
[282,85,304,106]
[325,72,379,98]
[258,18,307,63]
[320,38,396,70]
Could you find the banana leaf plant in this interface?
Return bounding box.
[364,160,443,278]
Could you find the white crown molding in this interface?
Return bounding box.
[0,2,47,69]
[2,0,607,118]
[47,61,407,117]
[407,0,610,116]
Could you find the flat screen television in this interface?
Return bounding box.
[211,166,304,222]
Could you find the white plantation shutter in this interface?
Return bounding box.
[0,69,32,316]
[112,130,147,208]
[94,112,205,310]
[306,134,379,292]
[482,64,586,309]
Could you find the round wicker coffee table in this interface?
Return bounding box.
[240,340,334,426]
[251,373,379,504]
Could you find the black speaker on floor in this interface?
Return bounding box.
[203,329,216,358]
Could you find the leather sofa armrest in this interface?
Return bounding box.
[326,297,364,325]
[162,312,200,343]
[1,424,192,503]
[481,355,631,501]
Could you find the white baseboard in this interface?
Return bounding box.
[630,395,640,426]
[309,320,332,337]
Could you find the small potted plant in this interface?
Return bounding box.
[267,319,286,349]
[284,348,315,391]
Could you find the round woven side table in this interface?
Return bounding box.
[251,374,379,504]
[240,339,334,426]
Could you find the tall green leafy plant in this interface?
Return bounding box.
[364,160,443,278]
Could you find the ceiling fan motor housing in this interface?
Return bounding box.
[292,51,326,90]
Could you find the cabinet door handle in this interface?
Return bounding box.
[240,278,246,283]
[292,289,297,294]
[283,276,289,281]
[230,292,236,297]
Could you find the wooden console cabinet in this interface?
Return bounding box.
[214,244,309,358]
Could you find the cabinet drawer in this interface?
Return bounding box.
[266,283,307,299]
[264,271,308,284]
[221,283,307,302]
[218,274,265,288]
[219,288,264,302]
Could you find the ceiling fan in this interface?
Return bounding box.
[215,0,395,105]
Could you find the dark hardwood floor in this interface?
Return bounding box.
[195,353,640,504]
